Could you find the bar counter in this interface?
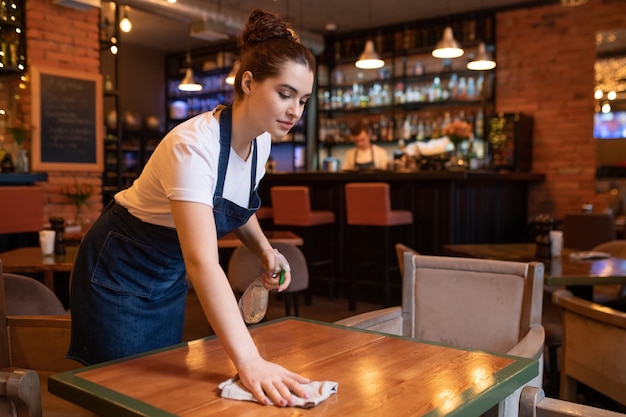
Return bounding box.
[258,170,545,256]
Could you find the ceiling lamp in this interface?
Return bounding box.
[432,26,464,59]
[225,60,240,86]
[178,52,202,92]
[119,6,132,33]
[355,40,384,69]
[467,42,496,70]
[355,0,384,70]
[561,0,588,5]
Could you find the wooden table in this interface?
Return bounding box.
[0,246,78,292]
[48,318,538,417]
[443,243,626,299]
[0,232,303,292]
[218,230,303,248]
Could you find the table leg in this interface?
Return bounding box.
[567,285,592,301]
[43,271,55,293]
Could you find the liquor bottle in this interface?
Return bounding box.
[475,110,484,139]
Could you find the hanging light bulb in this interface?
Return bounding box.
[178,52,202,92]
[467,42,496,70]
[432,27,464,59]
[120,7,132,33]
[225,60,240,85]
[355,40,384,69]
[110,36,118,55]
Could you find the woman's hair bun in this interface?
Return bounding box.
[240,9,295,51]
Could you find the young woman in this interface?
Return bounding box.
[68,9,315,407]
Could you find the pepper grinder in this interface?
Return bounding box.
[534,213,554,260]
[49,217,66,255]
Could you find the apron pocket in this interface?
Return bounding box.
[91,231,173,299]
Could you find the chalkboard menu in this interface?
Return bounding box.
[31,66,103,171]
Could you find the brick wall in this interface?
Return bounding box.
[496,0,626,219]
[25,0,102,227]
[8,0,626,229]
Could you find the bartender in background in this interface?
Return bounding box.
[343,120,389,171]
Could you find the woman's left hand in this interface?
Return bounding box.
[260,249,291,292]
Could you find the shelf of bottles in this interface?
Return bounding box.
[166,68,235,130]
[104,128,161,189]
[317,12,495,147]
[165,47,238,132]
[0,0,25,74]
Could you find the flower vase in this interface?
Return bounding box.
[14,144,29,173]
[75,204,84,230]
[447,146,467,170]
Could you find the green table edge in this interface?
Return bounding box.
[49,317,538,417]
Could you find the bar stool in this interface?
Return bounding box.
[255,206,273,220]
[255,206,274,229]
[345,182,413,311]
[270,186,336,303]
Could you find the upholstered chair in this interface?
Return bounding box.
[519,386,625,417]
[227,242,309,317]
[336,252,545,417]
[553,289,626,409]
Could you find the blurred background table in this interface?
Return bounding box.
[218,230,303,248]
[443,243,626,300]
[0,246,78,293]
[0,231,302,294]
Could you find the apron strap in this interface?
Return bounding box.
[215,105,258,207]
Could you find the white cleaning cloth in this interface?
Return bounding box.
[218,376,338,408]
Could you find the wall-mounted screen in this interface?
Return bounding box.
[594,111,626,139]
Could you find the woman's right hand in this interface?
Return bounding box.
[237,357,310,406]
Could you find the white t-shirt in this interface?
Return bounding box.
[115,108,271,228]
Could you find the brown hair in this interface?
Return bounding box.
[349,120,371,137]
[233,9,316,98]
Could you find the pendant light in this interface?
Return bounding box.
[355,40,384,69]
[355,0,384,69]
[119,6,132,33]
[432,26,464,58]
[178,52,202,92]
[467,42,496,70]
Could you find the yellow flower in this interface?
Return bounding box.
[62,181,93,209]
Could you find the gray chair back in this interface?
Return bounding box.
[227,242,309,294]
[3,273,67,316]
[401,252,544,354]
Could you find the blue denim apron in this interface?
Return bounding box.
[68,105,260,365]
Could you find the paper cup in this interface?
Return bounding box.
[550,230,563,258]
[39,230,56,256]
